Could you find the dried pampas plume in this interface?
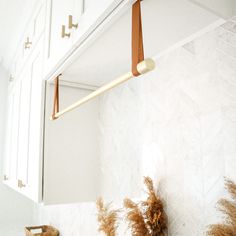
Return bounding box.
[96,197,119,236]
[124,177,167,236]
[225,179,236,201]
[207,178,236,236]
[142,177,167,236]
[124,198,149,236]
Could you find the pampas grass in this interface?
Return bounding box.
[142,177,167,236]
[207,179,236,236]
[124,177,167,236]
[96,198,119,236]
[124,198,149,236]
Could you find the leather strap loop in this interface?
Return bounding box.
[132,0,144,76]
[51,74,61,120]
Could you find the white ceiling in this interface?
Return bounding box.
[0,0,37,69]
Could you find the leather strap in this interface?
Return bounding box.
[52,74,61,120]
[132,0,144,76]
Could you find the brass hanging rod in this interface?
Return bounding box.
[50,58,155,120]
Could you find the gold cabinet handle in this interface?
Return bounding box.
[24,37,32,49]
[3,175,9,181]
[68,15,78,29]
[61,25,70,38]
[18,179,26,188]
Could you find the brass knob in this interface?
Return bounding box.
[61,25,70,38]
[68,15,78,29]
[18,179,26,188]
[24,37,32,49]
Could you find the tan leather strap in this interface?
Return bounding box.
[132,0,144,76]
[51,74,61,120]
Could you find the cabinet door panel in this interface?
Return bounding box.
[3,91,14,180]
[47,0,74,68]
[27,44,44,202]
[17,67,32,185]
[10,83,22,182]
[33,2,46,45]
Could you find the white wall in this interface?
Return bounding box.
[0,66,34,236]
[34,17,236,236]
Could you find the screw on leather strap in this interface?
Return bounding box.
[132,0,144,77]
[51,74,61,120]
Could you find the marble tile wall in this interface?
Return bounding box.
[35,17,236,236]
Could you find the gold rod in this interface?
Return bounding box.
[50,58,155,120]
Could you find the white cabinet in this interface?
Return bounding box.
[17,65,32,187]
[44,0,121,76]
[3,80,21,188]
[10,0,46,79]
[4,0,46,201]
[45,0,77,71]
[17,41,44,201]
[3,40,45,202]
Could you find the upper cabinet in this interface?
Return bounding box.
[45,0,76,70]
[44,0,123,76]
[10,0,46,79]
[3,39,45,202]
[3,0,46,202]
[3,79,21,188]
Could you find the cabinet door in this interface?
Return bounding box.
[23,1,46,59]
[16,41,44,201]
[31,1,46,48]
[27,42,45,202]
[3,80,22,188]
[17,66,32,187]
[46,0,74,70]
[10,82,22,183]
[3,89,14,182]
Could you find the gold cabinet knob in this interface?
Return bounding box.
[68,15,78,29]
[24,37,32,49]
[18,179,26,188]
[61,25,70,38]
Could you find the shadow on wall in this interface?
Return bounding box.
[0,65,34,236]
